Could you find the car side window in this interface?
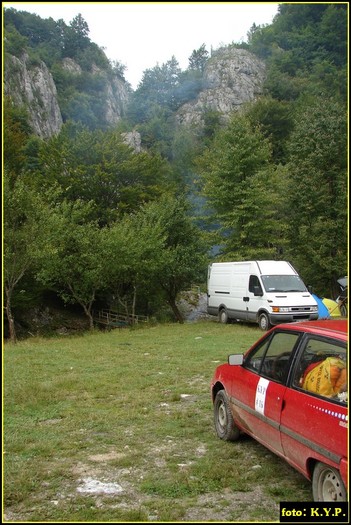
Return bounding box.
[292,337,347,404]
[245,332,300,383]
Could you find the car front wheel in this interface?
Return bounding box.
[214,390,240,441]
[312,462,346,501]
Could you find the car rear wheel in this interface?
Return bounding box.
[258,312,271,331]
[214,390,240,441]
[312,462,346,501]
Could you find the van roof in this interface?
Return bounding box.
[211,260,297,275]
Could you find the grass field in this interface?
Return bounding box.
[4,321,312,522]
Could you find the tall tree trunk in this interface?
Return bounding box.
[168,298,184,324]
[69,285,95,330]
[131,285,137,322]
[5,285,17,343]
[81,304,94,330]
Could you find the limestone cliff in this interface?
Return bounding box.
[4,53,131,138]
[4,53,63,138]
[4,46,265,138]
[61,58,130,126]
[176,47,266,126]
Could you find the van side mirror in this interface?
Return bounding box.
[254,286,263,297]
[307,285,313,294]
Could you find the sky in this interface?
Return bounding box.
[3,2,279,89]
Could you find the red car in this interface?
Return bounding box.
[211,320,348,502]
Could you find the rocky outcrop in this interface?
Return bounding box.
[4,54,131,138]
[4,46,265,138]
[121,130,143,153]
[176,47,266,127]
[61,58,131,126]
[4,53,63,138]
[105,75,130,125]
[61,57,82,75]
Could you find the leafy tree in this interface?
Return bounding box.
[247,23,277,59]
[284,96,347,297]
[174,68,203,106]
[4,8,58,47]
[136,105,176,159]
[63,14,90,57]
[36,123,172,224]
[3,97,32,176]
[75,42,110,71]
[196,112,288,258]
[3,172,43,342]
[63,92,100,128]
[70,14,89,40]
[249,3,347,104]
[188,44,209,72]
[34,199,104,329]
[110,59,127,80]
[3,23,28,56]
[101,210,165,319]
[127,56,182,123]
[141,195,208,322]
[170,126,203,190]
[201,108,222,145]
[245,97,294,163]
[4,8,64,65]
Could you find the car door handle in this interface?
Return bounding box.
[243,297,250,302]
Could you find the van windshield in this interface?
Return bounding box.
[261,275,307,293]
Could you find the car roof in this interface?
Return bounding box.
[273,319,348,341]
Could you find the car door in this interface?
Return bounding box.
[229,330,302,456]
[280,334,348,475]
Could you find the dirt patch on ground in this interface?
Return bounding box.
[4,441,280,522]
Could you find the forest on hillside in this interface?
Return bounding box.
[3,4,348,341]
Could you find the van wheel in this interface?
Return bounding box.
[312,462,346,501]
[219,309,228,324]
[214,390,240,441]
[258,312,271,331]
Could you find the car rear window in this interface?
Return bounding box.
[292,337,347,404]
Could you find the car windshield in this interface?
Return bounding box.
[261,275,307,293]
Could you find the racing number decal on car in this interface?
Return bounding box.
[255,377,269,414]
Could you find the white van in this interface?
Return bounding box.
[207,260,318,330]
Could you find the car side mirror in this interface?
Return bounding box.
[254,286,263,297]
[228,354,244,365]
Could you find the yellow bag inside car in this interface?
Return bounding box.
[302,356,346,397]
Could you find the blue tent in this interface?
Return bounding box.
[312,294,330,319]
